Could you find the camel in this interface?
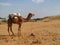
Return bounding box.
[7,13,35,36]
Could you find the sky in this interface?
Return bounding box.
[0,0,60,18]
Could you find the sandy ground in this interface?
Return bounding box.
[0,20,60,45]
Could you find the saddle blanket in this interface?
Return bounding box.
[14,17,18,19]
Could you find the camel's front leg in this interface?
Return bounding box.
[18,23,21,37]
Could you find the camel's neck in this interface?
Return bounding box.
[26,15,32,21]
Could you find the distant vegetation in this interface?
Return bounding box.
[0,17,6,22]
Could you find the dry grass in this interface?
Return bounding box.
[0,19,60,45]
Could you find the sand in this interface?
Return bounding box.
[0,20,60,45]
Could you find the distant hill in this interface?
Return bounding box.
[31,14,60,22]
[42,15,60,22]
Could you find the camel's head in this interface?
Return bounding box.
[28,13,35,17]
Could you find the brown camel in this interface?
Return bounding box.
[7,13,35,36]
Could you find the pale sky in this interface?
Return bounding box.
[0,0,60,18]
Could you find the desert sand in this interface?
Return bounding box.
[0,19,60,45]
